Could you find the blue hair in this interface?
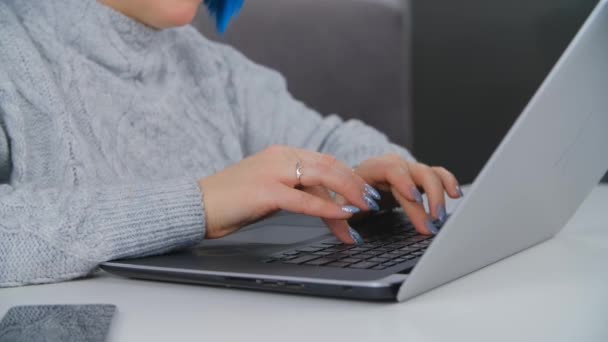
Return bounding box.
[203,0,244,33]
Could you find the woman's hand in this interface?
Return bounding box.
[352,154,463,235]
[197,145,382,242]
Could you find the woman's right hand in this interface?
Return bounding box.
[197,145,380,243]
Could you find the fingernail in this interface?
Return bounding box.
[433,214,450,228]
[411,186,423,204]
[348,226,365,245]
[363,194,380,211]
[364,184,381,200]
[425,219,439,235]
[456,185,464,198]
[436,204,447,223]
[341,205,360,214]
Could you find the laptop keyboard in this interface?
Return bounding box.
[263,213,436,271]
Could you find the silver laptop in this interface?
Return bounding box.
[101,0,608,302]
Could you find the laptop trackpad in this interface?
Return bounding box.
[199,213,330,246]
[214,224,329,245]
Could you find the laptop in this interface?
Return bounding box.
[101,0,608,302]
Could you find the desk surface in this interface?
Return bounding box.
[2,186,608,342]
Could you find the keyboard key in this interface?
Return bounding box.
[411,236,428,242]
[305,257,337,266]
[284,255,320,264]
[350,261,378,269]
[367,241,384,246]
[360,244,376,249]
[297,247,323,253]
[349,247,371,253]
[321,241,342,246]
[341,258,361,263]
[371,265,387,270]
[348,248,370,255]
[378,253,395,259]
[312,251,333,256]
[368,257,389,263]
[310,245,329,249]
[327,261,350,268]
[356,253,375,259]
[333,252,353,259]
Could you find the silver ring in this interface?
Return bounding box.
[295,161,303,182]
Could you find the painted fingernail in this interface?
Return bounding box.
[341,205,360,214]
[411,186,423,204]
[364,184,381,200]
[425,219,439,235]
[436,204,447,223]
[434,212,451,227]
[348,226,365,245]
[363,194,380,211]
[456,185,464,198]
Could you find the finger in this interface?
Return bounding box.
[294,150,379,211]
[351,155,393,185]
[273,145,370,192]
[274,146,380,211]
[322,217,364,245]
[392,187,439,235]
[304,186,359,244]
[274,186,358,220]
[384,161,424,204]
[409,163,448,223]
[280,148,359,187]
[432,166,463,198]
[354,155,423,204]
[295,148,362,182]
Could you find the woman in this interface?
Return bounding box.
[0,0,462,287]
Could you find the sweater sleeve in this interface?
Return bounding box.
[222,47,416,167]
[0,177,206,287]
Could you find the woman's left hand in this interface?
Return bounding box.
[321,154,464,242]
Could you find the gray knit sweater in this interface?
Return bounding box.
[0,0,413,287]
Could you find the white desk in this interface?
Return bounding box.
[2,186,608,342]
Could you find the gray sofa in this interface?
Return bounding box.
[191,0,413,149]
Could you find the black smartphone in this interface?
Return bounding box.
[0,304,116,342]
